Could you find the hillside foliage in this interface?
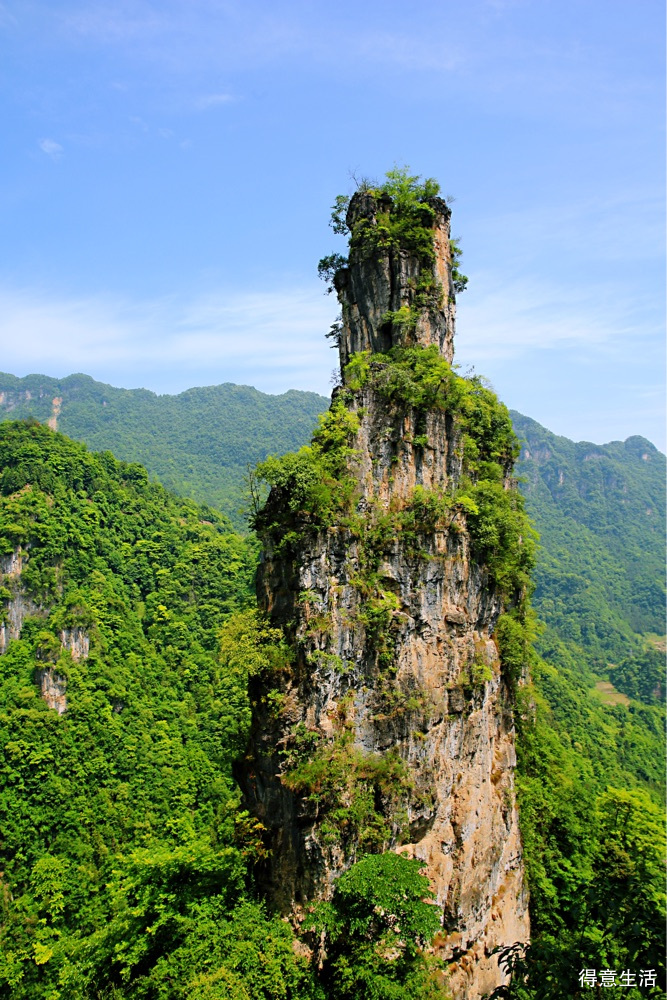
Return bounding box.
[0,395,664,998]
[498,414,666,997]
[0,422,449,999]
[0,373,327,530]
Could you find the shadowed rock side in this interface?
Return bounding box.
[241,189,530,999]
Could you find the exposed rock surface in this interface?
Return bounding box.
[0,549,90,714]
[36,668,68,714]
[242,189,530,998]
[47,396,62,431]
[60,626,90,662]
[0,549,45,655]
[334,193,456,367]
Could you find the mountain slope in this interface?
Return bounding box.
[511,411,665,704]
[0,372,329,529]
[512,411,664,633]
[0,420,324,999]
[0,402,663,997]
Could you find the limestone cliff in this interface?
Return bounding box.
[242,181,532,998]
[0,548,90,713]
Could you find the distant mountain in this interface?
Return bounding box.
[1,371,663,696]
[0,372,329,529]
[511,411,665,705]
[512,411,664,634]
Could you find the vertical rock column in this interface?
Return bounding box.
[242,189,530,999]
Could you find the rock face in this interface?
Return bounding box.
[0,548,90,714]
[60,627,90,662]
[36,668,68,714]
[334,193,456,367]
[0,549,45,656]
[242,188,530,998]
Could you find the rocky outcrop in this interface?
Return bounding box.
[334,193,456,366]
[47,396,62,431]
[0,549,46,655]
[0,549,90,714]
[242,187,530,998]
[60,627,90,662]
[36,668,68,715]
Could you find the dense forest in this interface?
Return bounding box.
[493,416,665,997]
[0,421,458,999]
[0,372,327,530]
[0,366,665,997]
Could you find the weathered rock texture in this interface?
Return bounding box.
[36,668,68,714]
[335,193,456,367]
[0,549,45,656]
[242,190,529,998]
[0,548,90,713]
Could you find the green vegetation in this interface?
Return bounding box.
[0,170,663,995]
[347,170,442,271]
[609,646,664,704]
[307,853,447,1000]
[253,344,534,690]
[493,778,665,999]
[0,421,279,998]
[249,256,665,996]
[249,398,361,549]
[513,411,664,650]
[495,413,667,996]
[318,167,468,301]
[0,394,662,997]
[0,421,446,998]
[0,372,328,530]
[345,345,535,615]
[284,730,411,852]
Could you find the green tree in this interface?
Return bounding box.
[309,853,448,1000]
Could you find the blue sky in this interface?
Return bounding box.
[1,0,664,448]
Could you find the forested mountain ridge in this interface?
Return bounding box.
[1,370,663,703]
[501,419,665,997]
[512,411,664,635]
[511,411,665,707]
[0,371,328,529]
[0,420,322,998]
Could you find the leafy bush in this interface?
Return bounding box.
[308,852,448,1000]
[250,400,360,545]
[283,733,411,852]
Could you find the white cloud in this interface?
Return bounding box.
[38,138,63,158]
[0,277,662,445]
[456,272,659,363]
[194,93,235,110]
[0,284,339,396]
